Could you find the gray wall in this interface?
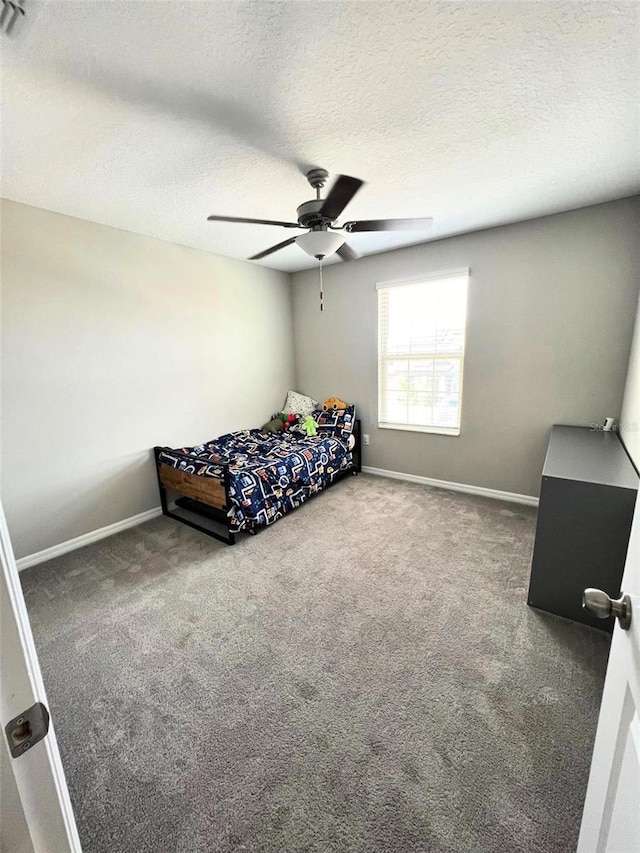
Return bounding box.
[620,291,640,471]
[3,196,638,558]
[1,200,294,558]
[292,197,640,497]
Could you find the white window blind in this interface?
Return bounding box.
[377,269,469,436]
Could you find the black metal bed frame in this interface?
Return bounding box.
[154,419,362,546]
[154,447,237,545]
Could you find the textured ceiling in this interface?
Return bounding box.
[2,1,639,272]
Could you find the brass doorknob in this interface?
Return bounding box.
[583,588,632,630]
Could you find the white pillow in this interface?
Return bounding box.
[283,390,319,418]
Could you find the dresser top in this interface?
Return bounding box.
[543,425,638,490]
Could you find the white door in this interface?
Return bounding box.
[0,501,82,853]
[577,489,640,853]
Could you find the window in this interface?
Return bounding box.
[377,268,469,436]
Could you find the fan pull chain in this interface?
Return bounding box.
[319,258,324,312]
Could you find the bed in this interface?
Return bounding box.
[154,410,361,545]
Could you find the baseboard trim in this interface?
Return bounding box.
[361,466,539,507]
[16,507,163,572]
[16,471,537,570]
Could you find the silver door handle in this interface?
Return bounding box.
[583,588,632,630]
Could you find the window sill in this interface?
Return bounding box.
[378,422,460,437]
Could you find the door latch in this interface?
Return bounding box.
[4,702,50,758]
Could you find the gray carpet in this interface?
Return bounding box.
[21,474,610,853]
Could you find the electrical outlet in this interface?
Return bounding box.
[362,434,370,446]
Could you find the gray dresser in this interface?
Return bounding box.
[527,425,638,631]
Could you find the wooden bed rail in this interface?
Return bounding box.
[153,447,236,545]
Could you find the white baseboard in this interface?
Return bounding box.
[16,471,537,571]
[16,507,163,572]
[361,466,539,507]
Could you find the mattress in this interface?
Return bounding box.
[158,429,352,531]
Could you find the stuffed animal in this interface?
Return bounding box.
[322,397,348,411]
[261,415,285,433]
[301,415,318,437]
[282,413,296,431]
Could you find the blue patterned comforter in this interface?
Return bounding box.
[158,430,352,532]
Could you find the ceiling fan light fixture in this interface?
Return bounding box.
[295,231,345,259]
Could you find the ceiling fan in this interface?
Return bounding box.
[207,168,433,262]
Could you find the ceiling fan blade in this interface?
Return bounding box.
[343,217,434,232]
[208,215,300,228]
[248,237,297,260]
[319,175,364,221]
[336,243,359,262]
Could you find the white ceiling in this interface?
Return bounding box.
[2,1,639,272]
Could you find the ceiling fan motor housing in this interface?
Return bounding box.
[297,199,334,229]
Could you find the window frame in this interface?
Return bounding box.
[376,268,470,437]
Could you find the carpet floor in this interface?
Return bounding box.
[21,474,610,853]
